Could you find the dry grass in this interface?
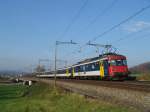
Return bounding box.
[136,73,150,81]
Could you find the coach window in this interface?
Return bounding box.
[69,68,71,73]
[61,70,64,74]
[80,66,82,72]
[92,63,95,71]
[75,66,79,72]
[61,70,63,74]
[86,64,89,71]
[95,62,99,70]
[83,65,86,71]
[77,66,80,72]
[87,64,89,71]
[63,69,66,74]
[74,67,77,72]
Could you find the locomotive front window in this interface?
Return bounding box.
[123,60,127,65]
[109,60,116,66]
[109,60,127,66]
[116,60,123,66]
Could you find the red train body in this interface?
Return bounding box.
[107,54,128,80]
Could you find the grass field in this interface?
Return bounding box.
[136,73,150,81]
[0,83,139,112]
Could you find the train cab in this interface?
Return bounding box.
[107,54,128,80]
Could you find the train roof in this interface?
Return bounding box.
[76,53,125,65]
[56,53,126,70]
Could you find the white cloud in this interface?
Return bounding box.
[123,21,150,33]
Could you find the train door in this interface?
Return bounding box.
[66,68,69,77]
[100,61,104,78]
[71,67,75,77]
[103,60,109,76]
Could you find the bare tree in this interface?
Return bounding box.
[35,65,46,73]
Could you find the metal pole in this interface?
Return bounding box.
[65,61,67,67]
[39,59,41,66]
[54,40,77,88]
[54,42,57,88]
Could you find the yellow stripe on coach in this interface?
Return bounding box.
[100,61,104,78]
[72,67,75,77]
[66,69,69,77]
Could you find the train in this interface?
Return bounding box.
[37,53,129,80]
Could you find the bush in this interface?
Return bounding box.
[136,73,150,81]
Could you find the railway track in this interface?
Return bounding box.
[55,79,150,92]
[22,77,150,92]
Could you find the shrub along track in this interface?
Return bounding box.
[21,77,150,112]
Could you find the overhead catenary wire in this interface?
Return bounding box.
[75,4,150,54]
[130,32,150,41]
[68,3,150,63]
[88,4,150,43]
[55,0,118,65]
[84,0,118,30]
[112,26,150,44]
[57,3,150,68]
[57,0,89,41]
[117,31,150,45]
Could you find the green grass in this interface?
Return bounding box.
[0,83,139,112]
[136,73,150,81]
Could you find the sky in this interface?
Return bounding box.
[0,0,150,71]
